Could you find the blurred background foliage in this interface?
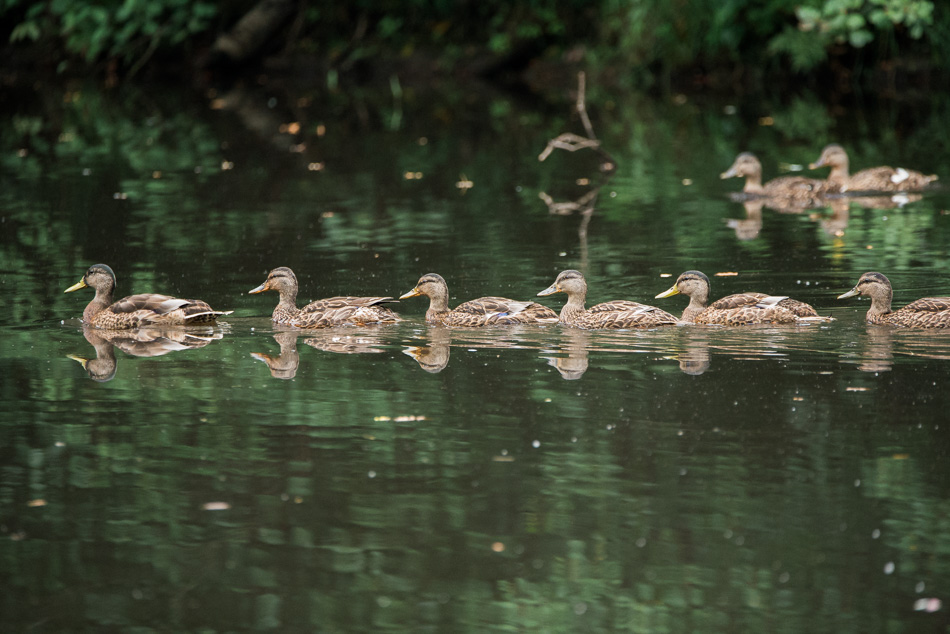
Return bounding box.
[0,0,943,87]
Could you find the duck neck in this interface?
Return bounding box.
[867,289,893,321]
[274,287,299,321]
[84,286,114,323]
[743,172,765,195]
[679,285,709,323]
[828,163,850,187]
[560,292,588,324]
[425,293,451,323]
[681,297,708,323]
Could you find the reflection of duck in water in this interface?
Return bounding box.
[726,200,763,240]
[249,267,400,328]
[402,327,452,373]
[674,329,711,375]
[67,329,118,382]
[64,264,231,329]
[303,332,386,354]
[538,270,677,329]
[814,198,851,237]
[656,270,829,325]
[809,144,937,192]
[400,273,558,326]
[543,328,590,380]
[721,152,835,203]
[68,325,223,381]
[854,327,895,373]
[838,272,950,327]
[250,331,300,379]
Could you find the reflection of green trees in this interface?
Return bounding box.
[3,76,950,630]
[5,342,950,630]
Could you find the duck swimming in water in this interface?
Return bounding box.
[400,273,558,326]
[655,270,829,325]
[809,144,937,192]
[537,270,678,329]
[64,264,231,329]
[838,272,950,327]
[248,267,400,328]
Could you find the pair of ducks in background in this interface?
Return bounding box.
[722,144,938,200]
[65,264,950,332]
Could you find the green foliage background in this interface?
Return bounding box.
[0,0,942,80]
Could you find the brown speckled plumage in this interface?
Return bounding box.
[810,144,937,193]
[400,273,558,326]
[655,270,828,326]
[537,270,678,329]
[64,264,231,329]
[248,267,400,328]
[838,272,950,328]
[721,152,836,200]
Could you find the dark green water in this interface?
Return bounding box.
[3,79,950,632]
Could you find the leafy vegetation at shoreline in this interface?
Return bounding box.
[0,0,942,85]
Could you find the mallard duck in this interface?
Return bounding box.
[721,152,835,200]
[248,267,400,328]
[810,144,937,192]
[537,269,677,329]
[838,272,950,327]
[655,270,827,325]
[64,264,232,329]
[399,273,558,326]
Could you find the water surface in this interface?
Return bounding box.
[3,79,950,632]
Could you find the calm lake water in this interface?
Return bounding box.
[3,77,950,632]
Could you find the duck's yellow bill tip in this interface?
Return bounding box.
[64,279,87,293]
[655,285,679,299]
[399,288,422,300]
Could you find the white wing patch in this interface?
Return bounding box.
[755,295,789,309]
[891,168,910,184]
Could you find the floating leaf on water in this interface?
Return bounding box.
[660,273,672,278]
[715,272,738,276]
[845,387,869,392]
[27,499,46,507]
[491,542,505,552]
[202,502,231,511]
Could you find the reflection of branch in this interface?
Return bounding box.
[537,71,617,273]
[538,188,600,216]
[538,133,601,161]
[576,71,596,141]
[537,72,616,172]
